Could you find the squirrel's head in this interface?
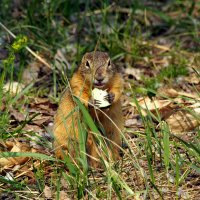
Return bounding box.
[79,51,115,89]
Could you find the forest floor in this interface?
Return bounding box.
[0,1,200,199]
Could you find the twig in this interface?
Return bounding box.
[80,4,132,18]
[0,22,52,69]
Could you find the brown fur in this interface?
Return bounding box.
[53,51,124,168]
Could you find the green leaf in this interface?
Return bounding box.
[73,96,99,133]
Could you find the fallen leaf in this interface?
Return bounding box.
[3,82,25,95]
[15,159,44,180]
[32,97,49,104]
[184,73,200,85]
[0,141,30,167]
[125,118,138,127]
[178,91,199,99]
[125,114,143,128]
[29,97,57,116]
[165,109,200,134]
[61,178,70,190]
[59,191,70,200]
[32,114,52,126]
[16,165,35,179]
[131,97,172,118]
[158,88,179,98]
[138,97,171,110]
[10,108,26,122]
[23,124,43,132]
[158,87,200,100]
[44,185,52,199]
[1,141,14,149]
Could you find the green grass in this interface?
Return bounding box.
[0,0,200,199]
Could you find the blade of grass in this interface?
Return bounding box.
[161,121,170,174]
[0,152,57,162]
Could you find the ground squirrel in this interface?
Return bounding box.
[53,51,124,168]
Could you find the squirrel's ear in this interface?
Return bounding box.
[82,52,88,61]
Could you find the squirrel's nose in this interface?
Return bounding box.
[96,76,104,82]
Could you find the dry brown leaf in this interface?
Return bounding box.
[2,141,14,149]
[15,165,35,179]
[10,108,26,122]
[158,88,179,98]
[15,159,43,179]
[184,73,200,85]
[44,185,52,199]
[177,91,199,99]
[32,114,52,126]
[32,97,49,105]
[172,97,185,105]
[59,191,70,200]
[0,141,30,167]
[159,88,199,99]
[61,178,70,190]
[125,114,143,128]
[125,118,138,127]
[23,124,43,132]
[131,97,172,118]
[29,97,57,116]
[138,97,171,110]
[165,110,200,134]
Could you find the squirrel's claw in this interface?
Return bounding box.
[89,98,101,108]
[104,92,115,104]
[94,99,101,107]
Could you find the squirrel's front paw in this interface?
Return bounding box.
[104,92,115,104]
[89,98,101,108]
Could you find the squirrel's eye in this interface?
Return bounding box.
[107,60,112,69]
[85,61,90,69]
